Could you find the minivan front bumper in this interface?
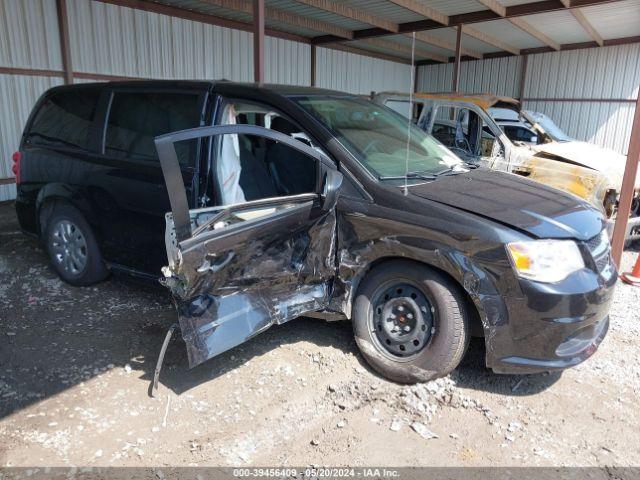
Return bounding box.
[485,263,617,375]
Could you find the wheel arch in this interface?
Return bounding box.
[36,184,95,238]
[346,256,485,337]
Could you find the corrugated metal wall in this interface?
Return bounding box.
[317,47,412,95]
[416,44,640,154]
[523,45,640,154]
[0,0,64,201]
[416,56,522,97]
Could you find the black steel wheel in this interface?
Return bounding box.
[353,260,470,384]
[371,283,434,359]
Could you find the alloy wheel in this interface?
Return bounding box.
[51,220,88,276]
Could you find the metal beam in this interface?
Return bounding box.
[323,43,412,65]
[56,0,73,84]
[199,0,352,39]
[475,0,506,17]
[452,25,462,92]
[611,94,640,267]
[386,0,449,26]
[407,31,482,59]
[478,0,561,50]
[509,17,561,50]
[292,0,398,32]
[313,0,622,43]
[357,38,448,63]
[416,34,640,65]
[570,8,604,46]
[311,44,317,86]
[462,25,520,55]
[94,0,310,43]
[253,0,264,83]
[518,54,528,102]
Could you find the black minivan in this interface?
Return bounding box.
[15,81,616,383]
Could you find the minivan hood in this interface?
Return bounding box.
[408,170,603,240]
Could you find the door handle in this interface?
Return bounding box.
[196,251,235,274]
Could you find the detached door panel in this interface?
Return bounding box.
[156,125,338,367]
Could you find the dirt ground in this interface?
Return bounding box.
[1,200,639,469]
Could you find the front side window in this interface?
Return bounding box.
[26,89,100,151]
[293,96,462,180]
[215,100,318,205]
[104,91,202,166]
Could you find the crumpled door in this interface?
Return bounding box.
[155,125,340,367]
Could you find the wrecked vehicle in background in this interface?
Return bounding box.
[374,92,640,239]
[16,81,615,385]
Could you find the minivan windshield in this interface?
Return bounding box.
[293,96,464,180]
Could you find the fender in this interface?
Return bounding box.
[329,217,511,371]
[35,183,98,237]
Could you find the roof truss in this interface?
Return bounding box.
[291,0,398,33]
[199,0,353,39]
[476,0,560,50]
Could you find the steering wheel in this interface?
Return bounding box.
[362,139,383,156]
[455,137,472,153]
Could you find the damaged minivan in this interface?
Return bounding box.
[16,81,616,383]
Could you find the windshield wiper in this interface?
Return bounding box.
[432,166,471,176]
[379,171,437,181]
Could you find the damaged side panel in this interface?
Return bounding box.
[327,200,513,369]
[156,124,339,368]
[168,206,336,367]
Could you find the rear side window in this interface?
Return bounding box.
[104,92,202,167]
[26,89,99,150]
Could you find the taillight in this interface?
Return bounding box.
[12,151,21,184]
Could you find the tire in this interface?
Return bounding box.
[43,203,108,286]
[353,260,469,384]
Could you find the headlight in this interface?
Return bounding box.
[506,240,585,283]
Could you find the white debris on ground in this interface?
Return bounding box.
[1,203,639,468]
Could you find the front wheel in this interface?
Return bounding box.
[353,261,469,384]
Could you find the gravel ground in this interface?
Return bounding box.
[1,201,639,469]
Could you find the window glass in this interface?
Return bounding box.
[26,89,99,150]
[215,101,318,205]
[105,92,202,166]
[295,96,462,180]
[504,126,536,143]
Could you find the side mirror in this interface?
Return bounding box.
[530,135,539,144]
[321,170,343,211]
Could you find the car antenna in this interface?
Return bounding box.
[404,31,416,196]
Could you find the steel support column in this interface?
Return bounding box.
[56,0,73,85]
[452,24,462,92]
[253,0,265,83]
[311,44,317,87]
[518,54,528,103]
[611,94,640,267]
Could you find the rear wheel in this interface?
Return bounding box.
[44,204,108,286]
[353,261,469,384]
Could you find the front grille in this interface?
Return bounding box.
[585,230,611,272]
